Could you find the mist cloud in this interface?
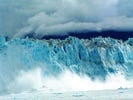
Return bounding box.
[0,0,133,38]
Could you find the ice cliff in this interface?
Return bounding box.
[0,36,133,92]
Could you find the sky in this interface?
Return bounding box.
[0,0,133,38]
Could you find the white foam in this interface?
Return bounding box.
[7,68,133,93]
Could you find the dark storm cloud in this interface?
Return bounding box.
[0,0,133,38]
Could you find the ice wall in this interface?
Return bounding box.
[0,36,133,93]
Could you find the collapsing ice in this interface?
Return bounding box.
[0,36,133,93]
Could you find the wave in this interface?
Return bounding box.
[0,36,133,94]
[7,68,133,93]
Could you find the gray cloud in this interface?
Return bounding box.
[0,0,133,38]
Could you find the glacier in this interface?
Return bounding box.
[0,36,133,93]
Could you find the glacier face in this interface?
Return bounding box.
[0,36,133,93]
